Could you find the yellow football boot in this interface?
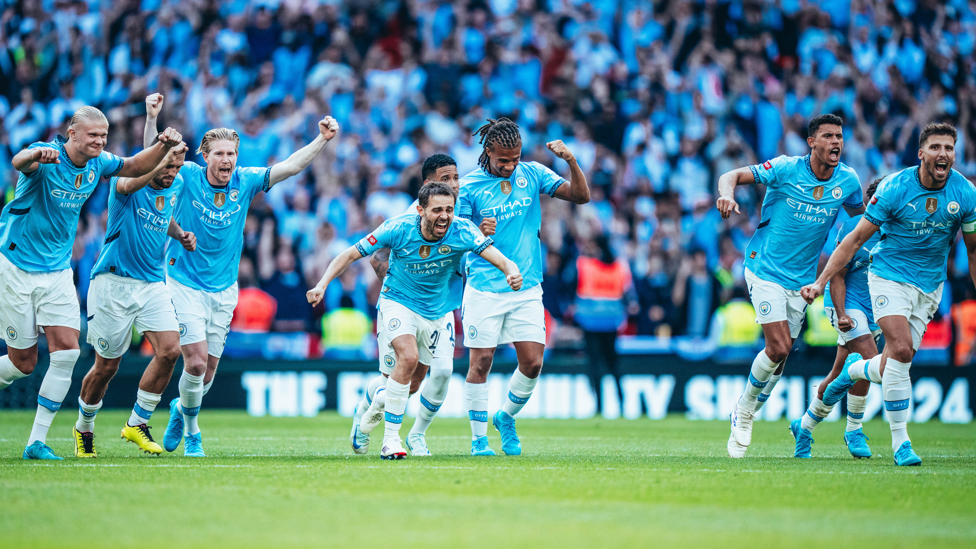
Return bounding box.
[121,423,162,455]
[73,427,97,458]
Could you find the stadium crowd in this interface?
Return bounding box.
[1,0,975,358]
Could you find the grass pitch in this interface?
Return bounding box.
[1,411,974,549]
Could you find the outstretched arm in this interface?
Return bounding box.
[12,146,60,174]
[716,167,756,219]
[801,218,880,303]
[116,142,187,195]
[478,245,523,291]
[548,140,590,204]
[306,246,362,306]
[116,127,183,179]
[268,116,339,189]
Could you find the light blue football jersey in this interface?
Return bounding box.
[92,173,184,282]
[824,214,881,326]
[744,155,863,290]
[402,198,464,311]
[0,136,124,272]
[166,161,270,292]
[864,167,976,293]
[457,161,565,293]
[357,212,493,320]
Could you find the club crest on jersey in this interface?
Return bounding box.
[832,187,842,199]
[74,174,83,189]
[515,176,528,188]
[155,196,166,211]
[926,197,938,214]
[812,186,824,200]
[438,245,451,255]
[229,189,239,202]
[5,326,16,340]
[500,180,512,195]
[948,201,960,215]
[758,302,771,316]
[389,318,401,331]
[171,195,177,206]
[214,192,226,207]
[876,295,888,309]
[419,245,431,259]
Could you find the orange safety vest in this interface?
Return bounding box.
[576,256,631,300]
[952,301,976,365]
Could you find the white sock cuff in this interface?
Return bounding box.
[755,350,779,372]
[810,397,832,418]
[385,378,409,399]
[181,372,205,385]
[48,349,80,371]
[847,394,867,413]
[0,355,27,381]
[464,381,488,400]
[78,396,102,413]
[510,368,538,394]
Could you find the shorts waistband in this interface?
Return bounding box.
[95,272,154,285]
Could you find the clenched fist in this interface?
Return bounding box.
[546,140,576,162]
[319,116,339,141]
[146,94,164,118]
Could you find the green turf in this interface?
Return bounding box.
[1,411,974,548]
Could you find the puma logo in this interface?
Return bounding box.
[906,202,918,212]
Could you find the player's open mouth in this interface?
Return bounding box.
[935,161,948,175]
[219,167,232,177]
[828,148,840,162]
[434,220,449,231]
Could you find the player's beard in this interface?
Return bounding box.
[924,156,952,183]
[424,215,451,239]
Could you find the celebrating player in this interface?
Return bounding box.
[803,123,976,466]
[141,93,340,457]
[457,118,590,456]
[715,114,864,458]
[350,154,464,456]
[73,140,196,457]
[789,177,885,459]
[0,106,184,460]
[308,183,523,460]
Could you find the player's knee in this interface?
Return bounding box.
[520,359,543,379]
[397,349,419,368]
[184,358,207,377]
[765,345,790,364]
[887,341,913,364]
[95,360,120,377]
[470,353,493,375]
[158,344,182,366]
[9,354,37,375]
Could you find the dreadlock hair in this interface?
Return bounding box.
[421,153,457,181]
[473,117,522,174]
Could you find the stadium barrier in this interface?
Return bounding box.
[1,352,971,424]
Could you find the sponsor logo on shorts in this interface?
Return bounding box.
[832,187,842,199]
[389,318,401,331]
[467,325,478,339]
[925,197,938,214]
[97,338,109,351]
[229,189,239,202]
[875,295,888,309]
[155,195,166,211]
[500,180,512,195]
[419,245,431,259]
[758,302,771,316]
[515,176,528,188]
[438,245,451,255]
[5,326,17,340]
[214,192,226,208]
[948,201,960,215]
[812,186,824,200]
[179,323,187,337]
[384,354,395,369]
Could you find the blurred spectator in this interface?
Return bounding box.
[260,245,312,332]
[321,295,373,360]
[671,247,721,338]
[232,256,276,332]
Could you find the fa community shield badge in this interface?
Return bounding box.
[500,180,512,195]
[420,245,431,259]
[215,192,226,207]
[812,186,824,200]
[926,197,938,214]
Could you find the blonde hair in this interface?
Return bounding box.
[197,128,240,155]
[68,106,108,130]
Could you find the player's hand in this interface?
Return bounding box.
[800,282,823,304]
[179,231,196,252]
[157,127,183,148]
[837,313,854,332]
[716,195,740,219]
[146,93,164,118]
[307,287,325,307]
[319,116,339,141]
[34,147,60,164]
[165,142,188,161]
[546,140,576,163]
[506,264,523,291]
[480,217,496,236]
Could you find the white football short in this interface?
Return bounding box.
[0,252,79,349]
[86,273,178,359]
[461,283,546,348]
[167,276,238,358]
[376,298,453,375]
[744,268,807,339]
[823,306,882,346]
[868,273,941,351]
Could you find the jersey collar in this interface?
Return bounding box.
[54,135,85,170]
[803,155,835,183]
[415,215,445,244]
[912,166,948,193]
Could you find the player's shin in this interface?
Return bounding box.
[501,368,538,417]
[0,355,28,390]
[801,397,832,433]
[410,368,450,436]
[741,350,779,410]
[849,355,882,383]
[76,396,101,432]
[179,371,204,435]
[383,379,409,442]
[128,389,162,427]
[28,349,79,445]
[882,359,912,451]
[465,381,489,440]
[754,372,782,412]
